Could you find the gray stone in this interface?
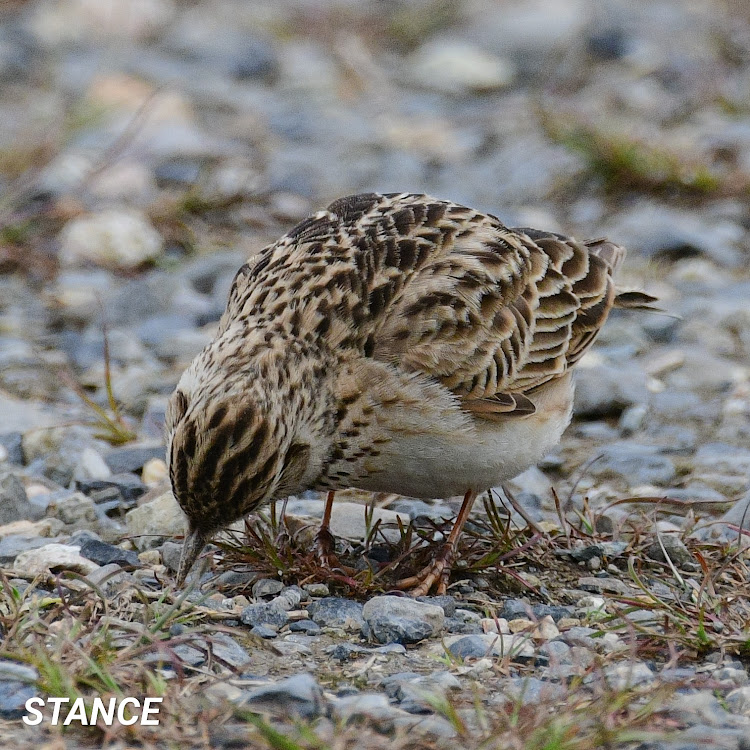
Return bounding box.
[249,626,277,639]
[105,444,165,474]
[288,620,321,635]
[252,578,284,599]
[604,662,655,690]
[125,491,185,549]
[726,686,750,715]
[79,539,140,568]
[448,635,491,659]
[240,603,288,629]
[13,543,99,575]
[416,595,456,617]
[409,40,515,95]
[242,673,325,720]
[307,597,364,632]
[645,535,694,567]
[269,587,303,611]
[0,472,42,524]
[563,542,629,563]
[0,678,36,719]
[365,615,434,645]
[363,596,445,644]
[0,433,23,465]
[538,640,572,663]
[0,534,65,565]
[160,541,183,572]
[500,677,566,704]
[47,492,97,525]
[59,210,163,269]
[325,643,370,661]
[302,583,329,597]
[589,442,676,486]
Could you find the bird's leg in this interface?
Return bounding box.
[315,490,342,570]
[396,489,478,597]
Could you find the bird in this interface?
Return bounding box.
[166,192,657,595]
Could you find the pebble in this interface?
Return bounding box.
[242,674,325,720]
[79,539,140,568]
[13,543,99,575]
[362,595,445,644]
[240,603,289,629]
[252,578,284,599]
[0,471,42,524]
[288,620,321,636]
[409,40,515,95]
[125,490,185,548]
[59,210,164,269]
[307,597,364,632]
[0,660,38,720]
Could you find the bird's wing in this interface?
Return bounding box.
[223,192,628,420]
[351,194,624,419]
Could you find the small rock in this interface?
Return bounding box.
[326,643,370,661]
[0,433,23,465]
[604,662,655,690]
[0,663,37,719]
[416,595,456,617]
[410,39,515,95]
[59,210,163,269]
[250,626,278,639]
[726,686,750,715]
[79,539,140,568]
[0,534,65,565]
[0,472,42,524]
[448,635,491,659]
[125,490,185,549]
[160,541,182,572]
[106,444,166,474]
[645,535,695,567]
[302,583,329,597]
[240,603,288,629]
[577,577,635,595]
[47,492,97,525]
[363,596,445,644]
[307,597,364,632]
[481,618,510,634]
[208,633,251,668]
[332,693,396,723]
[141,458,167,486]
[13,543,99,575]
[242,674,325,719]
[252,578,284,599]
[443,633,534,661]
[289,620,321,636]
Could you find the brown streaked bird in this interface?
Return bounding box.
[167,192,657,595]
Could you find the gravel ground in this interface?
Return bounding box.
[2,1,750,748]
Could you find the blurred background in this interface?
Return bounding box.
[0,0,749,524]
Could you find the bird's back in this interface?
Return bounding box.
[222,192,650,421]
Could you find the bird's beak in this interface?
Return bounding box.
[176,527,208,587]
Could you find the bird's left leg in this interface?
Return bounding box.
[315,490,342,570]
[395,489,478,597]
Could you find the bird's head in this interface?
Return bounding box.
[166,338,333,585]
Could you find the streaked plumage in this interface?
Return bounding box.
[167,192,656,592]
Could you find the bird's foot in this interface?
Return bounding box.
[395,545,454,597]
[315,525,355,576]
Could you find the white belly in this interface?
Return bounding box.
[353,376,574,499]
